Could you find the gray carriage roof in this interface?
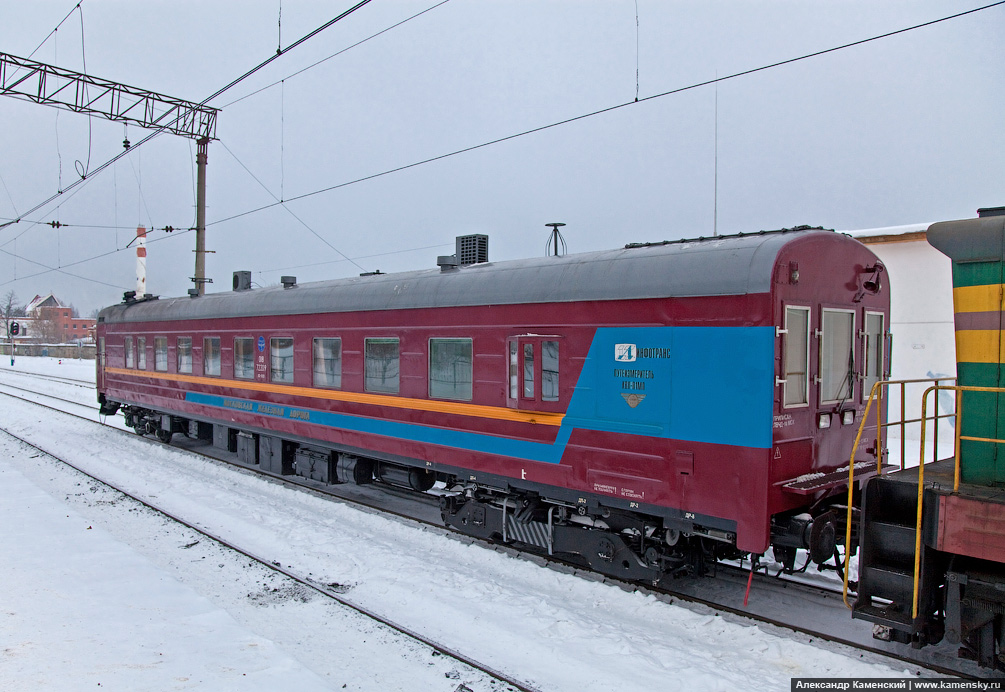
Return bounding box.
[98,227,838,324]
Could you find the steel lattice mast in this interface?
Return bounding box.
[0,51,219,294]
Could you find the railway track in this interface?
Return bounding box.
[0,377,110,414]
[0,409,538,692]
[0,375,993,680]
[0,365,92,388]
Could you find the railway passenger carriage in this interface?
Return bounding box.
[96,227,889,580]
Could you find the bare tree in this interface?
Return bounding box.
[2,290,21,338]
[32,308,63,344]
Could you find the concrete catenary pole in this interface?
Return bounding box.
[194,137,209,295]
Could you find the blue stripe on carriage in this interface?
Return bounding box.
[186,390,574,463]
[184,326,775,463]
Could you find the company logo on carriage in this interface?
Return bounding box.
[614,343,637,362]
[615,344,671,362]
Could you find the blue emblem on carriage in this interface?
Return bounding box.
[257,336,265,352]
[614,343,636,362]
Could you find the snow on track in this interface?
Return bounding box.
[0,459,339,692]
[0,357,911,689]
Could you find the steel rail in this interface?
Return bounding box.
[0,414,541,692]
[0,384,978,679]
[0,367,93,388]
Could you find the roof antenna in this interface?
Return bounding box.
[545,222,567,257]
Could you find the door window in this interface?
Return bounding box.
[819,309,855,404]
[862,312,885,401]
[782,307,810,407]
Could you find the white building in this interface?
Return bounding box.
[844,223,956,382]
[844,223,956,451]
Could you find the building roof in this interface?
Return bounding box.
[26,293,65,312]
[841,223,931,245]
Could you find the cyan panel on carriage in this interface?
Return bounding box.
[562,326,775,450]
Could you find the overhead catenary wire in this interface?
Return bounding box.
[208,0,1005,229]
[0,222,453,290]
[73,3,93,180]
[0,220,168,232]
[219,140,367,272]
[255,242,454,275]
[3,1,1001,286]
[0,243,132,290]
[634,0,640,102]
[0,221,189,289]
[25,1,82,61]
[222,0,453,109]
[0,0,376,234]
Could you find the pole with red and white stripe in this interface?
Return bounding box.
[136,226,147,296]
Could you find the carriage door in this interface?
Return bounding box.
[507,336,561,410]
[97,336,106,389]
[818,309,856,408]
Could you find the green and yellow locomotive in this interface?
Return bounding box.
[853,207,1005,670]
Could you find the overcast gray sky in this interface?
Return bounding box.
[1,0,1002,315]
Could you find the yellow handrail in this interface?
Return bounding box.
[841,377,958,609]
[912,384,1005,620]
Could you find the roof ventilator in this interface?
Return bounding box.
[456,234,488,265]
[437,255,458,271]
[233,271,252,291]
[281,276,297,289]
[439,234,489,271]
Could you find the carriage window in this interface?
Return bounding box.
[154,337,168,372]
[271,337,294,383]
[523,343,535,398]
[820,309,855,404]
[430,338,472,401]
[313,338,342,388]
[177,337,193,374]
[124,337,135,369]
[204,337,221,377]
[862,312,885,401]
[137,337,146,370]
[234,338,254,379]
[542,340,559,401]
[365,338,399,394]
[509,341,519,399]
[783,307,810,407]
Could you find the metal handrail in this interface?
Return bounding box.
[841,377,957,609]
[911,385,1005,619]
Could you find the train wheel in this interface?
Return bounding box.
[156,429,173,444]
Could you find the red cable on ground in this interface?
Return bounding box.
[744,562,755,606]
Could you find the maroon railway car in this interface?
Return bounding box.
[96,227,889,580]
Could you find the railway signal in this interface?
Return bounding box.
[7,321,15,366]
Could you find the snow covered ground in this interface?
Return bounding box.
[1,357,917,690]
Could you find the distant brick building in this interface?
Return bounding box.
[20,294,95,344]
